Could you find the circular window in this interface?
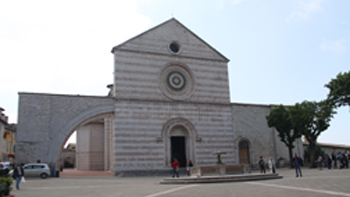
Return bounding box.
[166,71,186,91]
[159,64,194,100]
[169,42,180,53]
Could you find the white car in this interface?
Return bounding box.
[23,163,51,179]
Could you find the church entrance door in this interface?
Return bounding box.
[171,136,186,167]
[239,140,250,164]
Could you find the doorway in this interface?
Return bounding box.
[171,137,186,167]
[239,140,250,164]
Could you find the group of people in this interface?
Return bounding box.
[317,152,349,170]
[173,151,350,179]
[259,154,303,177]
[258,156,277,174]
[171,159,193,178]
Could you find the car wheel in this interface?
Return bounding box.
[40,173,48,179]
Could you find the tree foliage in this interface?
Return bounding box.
[325,71,350,107]
[303,145,325,163]
[288,100,336,167]
[266,105,301,168]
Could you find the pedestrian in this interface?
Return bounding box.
[268,157,276,174]
[326,155,332,169]
[13,162,24,190]
[172,159,180,178]
[338,152,343,169]
[258,156,265,174]
[186,159,193,176]
[293,153,302,177]
[318,156,323,170]
[342,153,348,168]
[331,152,336,169]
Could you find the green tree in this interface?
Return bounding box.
[266,105,301,168]
[325,71,350,107]
[303,145,325,163]
[288,100,336,167]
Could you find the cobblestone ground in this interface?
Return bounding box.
[12,167,350,197]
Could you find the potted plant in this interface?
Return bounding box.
[0,168,13,197]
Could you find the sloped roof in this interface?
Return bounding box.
[111,18,229,62]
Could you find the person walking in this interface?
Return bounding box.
[172,159,180,178]
[268,157,276,174]
[13,162,24,190]
[258,156,265,174]
[293,153,302,177]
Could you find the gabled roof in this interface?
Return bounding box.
[111,18,229,62]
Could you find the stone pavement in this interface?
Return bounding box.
[11,167,350,197]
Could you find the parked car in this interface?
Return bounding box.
[22,163,51,179]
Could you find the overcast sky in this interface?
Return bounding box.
[0,0,349,146]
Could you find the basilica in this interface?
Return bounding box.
[16,18,303,174]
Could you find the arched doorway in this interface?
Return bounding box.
[239,140,250,164]
[161,118,198,167]
[170,126,187,167]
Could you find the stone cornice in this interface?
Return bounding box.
[18,92,113,100]
[115,97,231,107]
[114,48,229,63]
[18,92,287,108]
[231,102,280,108]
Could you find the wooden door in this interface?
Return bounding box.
[239,140,250,164]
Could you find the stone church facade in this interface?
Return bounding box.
[16,19,303,174]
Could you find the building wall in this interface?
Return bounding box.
[111,19,234,174]
[232,103,304,167]
[16,93,114,165]
[0,109,16,162]
[5,125,16,161]
[114,51,230,103]
[113,100,234,173]
[104,115,114,171]
[0,116,6,161]
[76,122,104,170]
[113,19,230,104]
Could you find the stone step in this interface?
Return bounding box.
[160,173,283,184]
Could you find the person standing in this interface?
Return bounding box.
[331,152,336,169]
[186,159,193,176]
[318,156,323,170]
[326,154,332,169]
[338,152,343,169]
[172,159,180,178]
[13,162,24,190]
[258,156,265,174]
[268,157,276,174]
[293,153,302,177]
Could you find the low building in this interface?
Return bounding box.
[0,107,16,162]
[303,140,350,157]
[60,143,76,169]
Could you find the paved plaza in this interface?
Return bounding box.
[12,167,350,197]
